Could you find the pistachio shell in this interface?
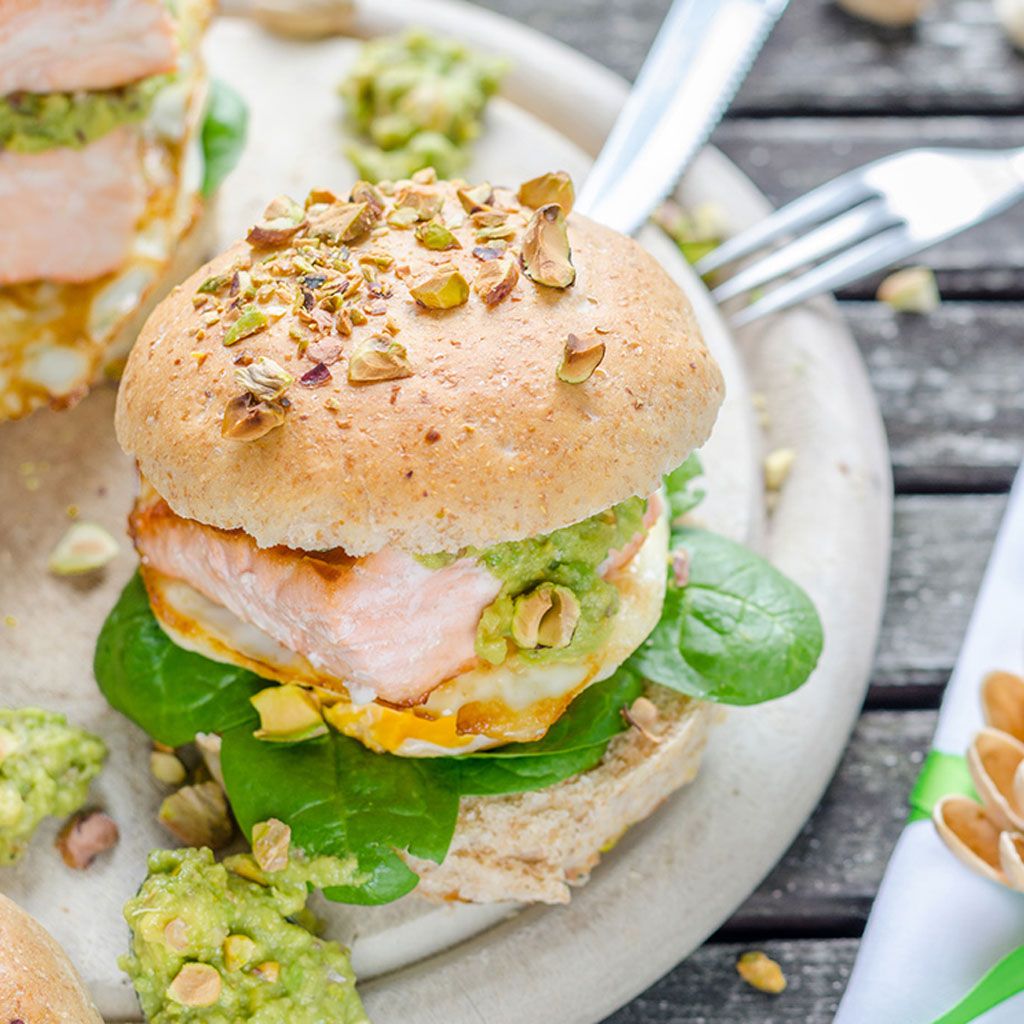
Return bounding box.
[557,333,605,384]
[520,204,575,288]
[511,588,554,648]
[933,794,1007,886]
[999,830,1024,891]
[409,266,469,309]
[511,584,580,650]
[518,171,575,213]
[982,671,1024,742]
[968,727,1024,831]
[159,781,234,850]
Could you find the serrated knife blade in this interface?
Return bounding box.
[577,0,790,236]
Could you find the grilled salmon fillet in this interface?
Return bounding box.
[0,128,146,285]
[0,0,177,95]
[131,497,503,707]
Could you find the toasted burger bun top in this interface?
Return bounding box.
[0,892,104,1023]
[117,174,724,555]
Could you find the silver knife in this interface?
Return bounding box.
[577,0,790,235]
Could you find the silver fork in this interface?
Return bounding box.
[696,147,1024,327]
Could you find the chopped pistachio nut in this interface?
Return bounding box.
[164,918,190,952]
[149,750,187,787]
[167,962,223,1007]
[253,817,292,873]
[223,933,257,972]
[247,194,307,247]
[764,448,796,492]
[457,182,493,213]
[221,394,288,442]
[736,951,787,994]
[235,356,294,402]
[623,695,661,743]
[394,183,444,221]
[415,219,461,250]
[197,273,231,295]
[511,584,581,650]
[255,961,281,983]
[409,265,469,308]
[350,179,385,215]
[223,304,268,347]
[473,257,518,305]
[518,170,574,213]
[521,204,575,288]
[47,521,119,575]
[158,781,233,850]
[56,810,119,870]
[307,201,377,244]
[251,684,327,742]
[475,223,516,242]
[557,333,605,384]
[387,205,421,228]
[348,335,414,383]
[876,266,940,313]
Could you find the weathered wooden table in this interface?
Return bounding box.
[476,0,1024,1018]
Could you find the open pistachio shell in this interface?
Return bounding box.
[968,727,1024,832]
[982,671,1024,743]
[933,795,1007,886]
[998,830,1024,892]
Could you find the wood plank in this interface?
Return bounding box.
[483,0,1024,116]
[726,710,935,933]
[602,938,859,1023]
[847,302,1024,492]
[710,117,1024,298]
[875,494,1003,694]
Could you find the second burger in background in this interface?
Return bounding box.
[0,0,247,421]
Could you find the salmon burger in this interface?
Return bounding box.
[0,0,246,420]
[96,171,824,904]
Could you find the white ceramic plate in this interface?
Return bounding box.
[0,3,891,1021]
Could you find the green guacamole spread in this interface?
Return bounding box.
[420,497,648,667]
[0,76,168,154]
[340,29,505,183]
[0,707,107,864]
[122,848,367,1024]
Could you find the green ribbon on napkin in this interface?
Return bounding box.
[908,750,977,823]
[929,945,1024,1024]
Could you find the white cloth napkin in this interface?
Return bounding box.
[834,465,1024,1024]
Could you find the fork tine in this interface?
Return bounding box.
[695,173,876,277]
[711,200,897,304]
[729,225,919,327]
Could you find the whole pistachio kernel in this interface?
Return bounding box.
[520,204,575,288]
[473,257,518,305]
[557,332,605,384]
[518,170,575,213]
[409,265,469,309]
[246,194,307,247]
[348,335,414,384]
[221,393,288,441]
[235,356,294,402]
[167,963,222,1008]
[457,182,494,213]
[223,304,268,347]
[415,219,461,251]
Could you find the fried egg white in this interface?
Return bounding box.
[145,504,669,757]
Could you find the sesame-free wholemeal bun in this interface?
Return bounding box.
[116,173,724,555]
[0,892,104,1023]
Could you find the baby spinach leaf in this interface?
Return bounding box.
[201,79,248,197]
[631,527,823,705]
[221,725,460,906]
[664,452,705,520]
[94,573,264,747]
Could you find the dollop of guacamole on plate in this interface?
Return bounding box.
[0,707,107,864]
[340,29,505,182]
[0,77,166,154]
[122,847,368,1024]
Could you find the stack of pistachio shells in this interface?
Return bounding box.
[934,671,1024,891]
